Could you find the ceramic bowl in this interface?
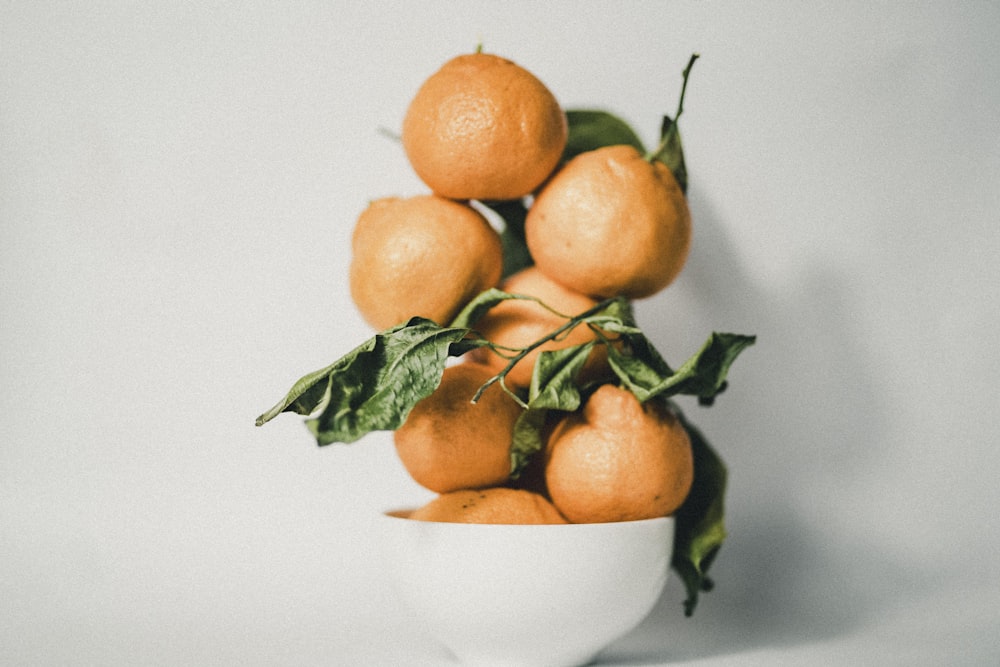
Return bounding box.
[382,510,674,667]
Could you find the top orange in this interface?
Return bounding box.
[402,52,568,201]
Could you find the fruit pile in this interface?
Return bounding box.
[257,50,754,616]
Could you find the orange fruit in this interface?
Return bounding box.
[471,266,610,389]
[409,487,567,524]
[349,194,503,330]
[544,384,694,523]
[402,52,568,201]
[394,362,522,493]
[524,144,692,299]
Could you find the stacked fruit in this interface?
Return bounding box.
[348,52,696,524]
[257,49,754,615]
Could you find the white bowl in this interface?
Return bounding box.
[382,509,674,667]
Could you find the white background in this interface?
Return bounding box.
[3,2,998,665]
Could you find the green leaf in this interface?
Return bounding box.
[670,408,728,617]
[255,318,481,445]
[510,407,548,479]
[610,332,755,404]
[659,332,756,400]
[579,296,640,333]
[529,343,594,412]
[657,115,688,194]
[508,342,596,476]
[254,360,343,427]
[564,109,646,162]
[606,332,676,396]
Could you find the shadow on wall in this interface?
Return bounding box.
[595,185,909,662]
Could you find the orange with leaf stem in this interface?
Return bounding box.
[524,55,698,300]
[524,144,691,300]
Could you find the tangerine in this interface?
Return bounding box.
[544,384,694,523]
[394,362,521,493]
[349,194,503,330]
[525,144,691,299]
[409,487,567,525]
[402,52,567,201]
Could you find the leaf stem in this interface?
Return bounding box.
[647,53,699,164]
[377,126,401,143]
[471,297,621,404]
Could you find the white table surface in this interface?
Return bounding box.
[3,2,998,665]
